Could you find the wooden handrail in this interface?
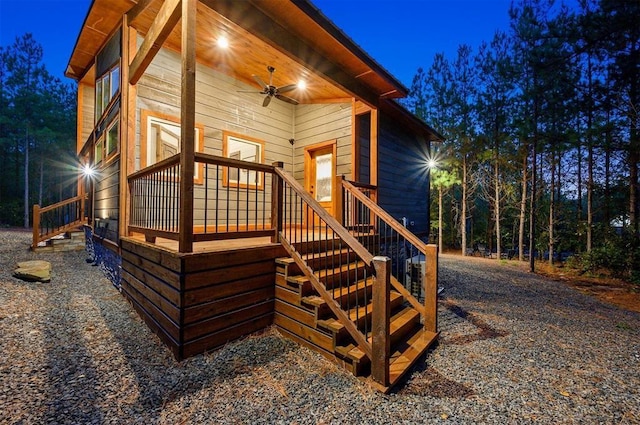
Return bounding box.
[195,152,276,174]
[37,195,87,215]
[342,179,427,254]
[342,177,438,332]
[274,167,374,265]
[127,154,181,181]
[345,179,377,191]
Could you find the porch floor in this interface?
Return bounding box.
[129,227,338,253]
[129,234,274,253]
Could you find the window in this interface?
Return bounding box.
[95,63,120,121]
[222,131,265,190]
[106,119,119,159]
[93,116,119,167]
[315,152,332,202]
[140,110,205,184]
[95,136,104,165]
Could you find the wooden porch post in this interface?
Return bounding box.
[271,162,284,243]
[178,0,196,253]
[119,17,138,239]
[334,175,344,225]
[369,108,378,203]
[371,255,391,387]
[424,244,438,332]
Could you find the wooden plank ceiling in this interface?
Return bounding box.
[67,0,407,105]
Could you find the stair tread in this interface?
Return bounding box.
[335,343,367,362]
[287,260,367,285]
[276,248,354,266]
[330,276,373,299]
[347,291,403,322]
[388,328,439,385]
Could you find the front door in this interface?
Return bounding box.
[304,141,336,227]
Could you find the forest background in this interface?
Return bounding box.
[0,0,638,282]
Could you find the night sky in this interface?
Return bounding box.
[0,0,527,87]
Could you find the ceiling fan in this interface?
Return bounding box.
[248,66,299,107]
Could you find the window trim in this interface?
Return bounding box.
[95,62,120,123]
[222,131,265,191]
[140,109,205,185]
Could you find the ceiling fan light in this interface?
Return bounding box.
[297,80,307,90]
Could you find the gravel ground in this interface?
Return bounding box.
[1,229,639,424]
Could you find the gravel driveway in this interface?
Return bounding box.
[1,230,638,424]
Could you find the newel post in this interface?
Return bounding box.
[271,162,284,243]
[371,255,391,387]
[424,244,438,332]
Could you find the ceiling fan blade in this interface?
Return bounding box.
[252,74,268,90]
[277,84,298,94]
[263,95,272,107]
[275,94,299,105]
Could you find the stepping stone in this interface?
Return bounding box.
[13,260,51,283]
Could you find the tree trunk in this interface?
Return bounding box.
[38,159,44,207]
[519,152,527,262]
[549,151,555,265]
[529,136,538,272]
[23,128,29,228]
[461,156,468,256]
[438,186,443,250]
[494,142,501,260]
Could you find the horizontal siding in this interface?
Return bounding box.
[95,158,120,242]
[376,115,430,235]
[136,45,295,170]
[293,103,353,184]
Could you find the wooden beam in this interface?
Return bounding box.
[119,19,138,239]
[126,0,155,25]
[178,0,196,253]
[351,99,358,181]
[370,108,378,189]
[76,83,85,155]
[129,0,181,85]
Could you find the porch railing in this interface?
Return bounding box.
[128,153,276,243]
[340,177,438,333]
[32,195,88,249]
[273,166,392,387]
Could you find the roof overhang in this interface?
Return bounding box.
[65,0,407,107]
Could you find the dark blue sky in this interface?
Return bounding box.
[0,0,518,87]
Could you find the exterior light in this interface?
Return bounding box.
[82,164,95,177]
[427,158,438,169]
[217,37,229,49]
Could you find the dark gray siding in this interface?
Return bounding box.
[376,115,431,236]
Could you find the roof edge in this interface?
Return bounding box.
[292,0,408,98]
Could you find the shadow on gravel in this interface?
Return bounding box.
[398,366,475,398]
[440,299,509,345]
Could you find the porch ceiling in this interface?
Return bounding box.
[67,0,407,106]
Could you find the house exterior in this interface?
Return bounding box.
[54,0,443,392]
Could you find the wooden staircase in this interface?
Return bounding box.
[274,238,438,392]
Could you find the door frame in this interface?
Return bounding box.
[304,139,337,220]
